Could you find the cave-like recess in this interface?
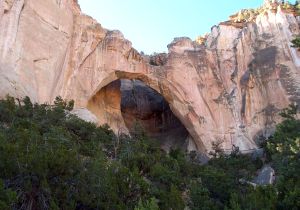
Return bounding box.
[88,79,190,151]
[120,79,189,150]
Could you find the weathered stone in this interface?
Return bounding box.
[120,79,189,151]
[253,165,276,185]
[0,0,300,154]
[149,53,168,66]
[71,108,99,124]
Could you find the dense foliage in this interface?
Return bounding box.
[264,104,300,209]
[0,96,299,209]
[291,36,300,49]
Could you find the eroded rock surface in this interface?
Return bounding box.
[121,79,189,151]
[71,108,99,124]
[1,0,300,154]
[253,165,276,185]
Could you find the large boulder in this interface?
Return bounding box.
[253,165,276,185]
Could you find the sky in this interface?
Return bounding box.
[78,0,294,54]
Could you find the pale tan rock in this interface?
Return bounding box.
[0,0,300,154]
[87,80,129,135]
[71,108,99,124]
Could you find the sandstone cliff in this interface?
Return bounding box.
[0,0,300,154]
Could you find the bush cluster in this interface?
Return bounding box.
[0,96,299,209]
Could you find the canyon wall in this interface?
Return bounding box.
[0,0,300,154]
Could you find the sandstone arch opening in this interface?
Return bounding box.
[87,79,191,151]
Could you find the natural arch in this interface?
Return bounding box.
[60,30,259,155]
[87,78,194,151]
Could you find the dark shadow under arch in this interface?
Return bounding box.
[87,78,191,151]
[121,79,189,150]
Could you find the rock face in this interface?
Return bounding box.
[71,108,99,124]
[253,165,276,185]
[120,79,189,151]
[1,0,300,154]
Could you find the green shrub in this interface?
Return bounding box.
[291,37,300,49]
[0,179,16,209]
[134,198,159,210]
[0,96,299,209]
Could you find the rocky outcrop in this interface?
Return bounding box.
[253,165,275,185]
[149,53,168,66]
[0,0,300,154]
